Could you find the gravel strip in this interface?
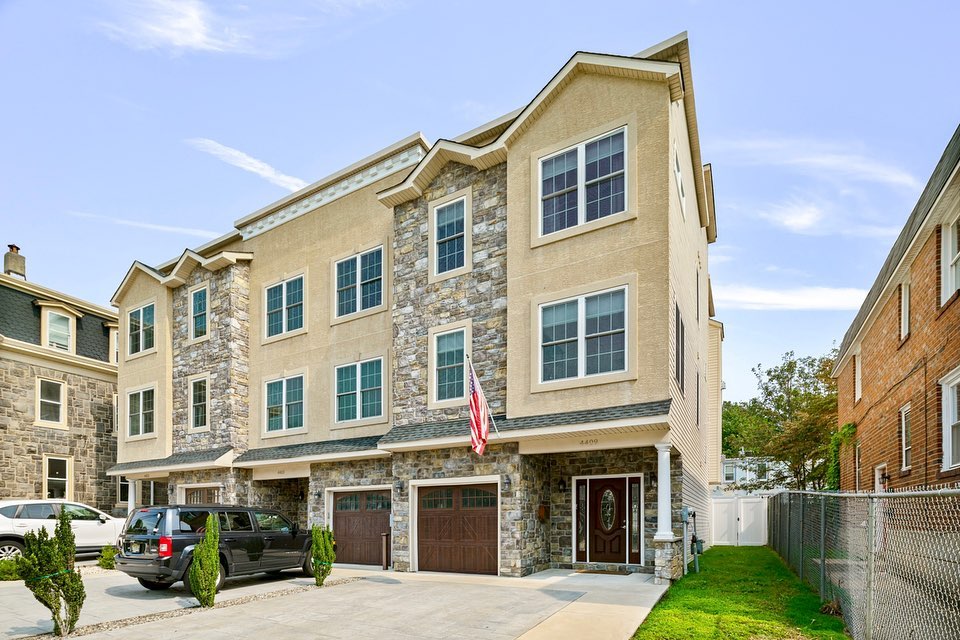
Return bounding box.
[16,577,363,639]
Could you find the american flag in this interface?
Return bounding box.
[468,359,491,456]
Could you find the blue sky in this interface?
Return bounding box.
[1,1,957,402]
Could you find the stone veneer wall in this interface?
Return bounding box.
[171,263,250,454]
[392,161,507,426]
[250,478,308,527]
[307,457,394,527]
[0,358,116,511]
[166,468,252,505]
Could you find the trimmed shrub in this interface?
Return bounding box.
[188,513,220,607]
[311,525,335,587]
[16,509,86,637]
[97,546,117,570]
[0,559,19,581]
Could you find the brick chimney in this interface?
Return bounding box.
[4,244,26,280]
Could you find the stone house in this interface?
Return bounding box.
[108,33,723,583]
[835,124,960,492]
[0,245,119,512]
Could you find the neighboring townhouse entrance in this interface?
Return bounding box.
[332,489,391,565]
[573,475,644,565]
[417,483,498,575]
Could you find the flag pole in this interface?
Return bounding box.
[467,354,501,438]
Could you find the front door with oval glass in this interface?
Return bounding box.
[589,478,626,562]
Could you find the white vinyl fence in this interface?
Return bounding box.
[712,495,768,546]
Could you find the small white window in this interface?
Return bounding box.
[336,248,383,318]
[44,456,70,499]
[723,462,735,483]
[118,475,130,503]
[435,198,466,275]
[128,388,155,437]
[900,404,912,470]
[191,377,208,429]
[540,287,627,383]
[36,378,64,426]
[265,375,304,432]
[854,352,862,402]
[941,366,960,471]
[335,358,383,422]
[900,280,910,340]
[942,217,960,305]
[191,285,208,340]
[128,303,155,355]
[265,276,304,338]
[47,311,71,351]
[674,142,686,216]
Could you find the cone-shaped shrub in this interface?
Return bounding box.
[311,524,335,587]
[188,513,220,607]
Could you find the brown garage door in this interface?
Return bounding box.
[332,490,391,565]
[418,484,498,575]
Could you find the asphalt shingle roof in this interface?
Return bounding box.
[233,436,384,463]
[108,446,233,473]
[377,399,672,445]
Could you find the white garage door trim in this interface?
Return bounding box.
[323,484,393,527]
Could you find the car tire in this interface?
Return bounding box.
[137,578,173,590]
[0,540,24,560]
[184,559,227,595]
[301,554,315,577]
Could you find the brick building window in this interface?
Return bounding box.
[942,366,960,471]
[942,216,960,305]
[900,404,912,470]
[854,441,862,492]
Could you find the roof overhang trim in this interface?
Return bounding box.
[111,250,253,305]
[233,449,390,468]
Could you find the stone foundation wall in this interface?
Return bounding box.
[307,457,394,527]
[654,538,684,584]
[250,478,308,527]
[0,358,116,511]
[166,468,252,505]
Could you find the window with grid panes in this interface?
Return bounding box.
[421,488,453,509]
[265,276,303,338]
[128,303,155,354]
[38,379,63,423]
[265,375,303,432]
[191,287,207,339]
[540,288,625,382]
[336,248,383,317]
[128,388,155,437]
[436,198,466,274]
[191,378,207,429]
[47,311,71,351]
[336,358,382,422]
[435,330,465,401]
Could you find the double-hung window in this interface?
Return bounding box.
[540,288,626,382]
[435,329,466,401]
[942,366,960,470]
[336,248,383,317]
[900,403,912,470]
[128,388,155,437]
[435,199,466,275]
[37,378,64,425]
[47,311,71,351]
[265,375,304,432]
[900,280,910,340]
[191,286,208,340]
[942,216,960,305]
[540,128,626,235]
[266,276,303,338]
[128,303,155,355]
[335,358,383,422]
[723,463,735,483]
[191,378,208,430]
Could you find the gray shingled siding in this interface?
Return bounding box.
[107,445,233,473]
[75,313,110,362]
[0,285,41,344]
[233,435,382,463]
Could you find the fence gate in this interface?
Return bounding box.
[712,495,768,546]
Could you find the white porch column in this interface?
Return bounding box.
[654,443,674,541]
[127,479,140,514]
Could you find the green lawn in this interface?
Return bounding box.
[633,546,848,640]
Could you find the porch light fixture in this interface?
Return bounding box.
[394,480,403,492]
[879,470,891,488]
[314,490,323,499]
[558,478,567,493]
[503,475,512,491]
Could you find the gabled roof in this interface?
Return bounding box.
[233,435,385,466]
[106,446,234,476]
[834,123,960,374]
[0,273,117,319]
[111,249,253,305]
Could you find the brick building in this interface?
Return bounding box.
[108,34,724,583]
[834,124,960,491]
[0,245,119,511]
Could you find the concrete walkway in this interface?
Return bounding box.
[1,564,667,639]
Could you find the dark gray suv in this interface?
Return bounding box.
[115,505,312,591]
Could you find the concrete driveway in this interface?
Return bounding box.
[2,564,667,640]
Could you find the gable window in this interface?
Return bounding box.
[266,275,304,338]
[436,329,466,401]
[674,142,686,216]
[900,280,910,340]
[942,366,960,471]
[854,352,862,402]
[191,377,208,430]
[128,388,155,437]
[36,378,64,426]
[47,311,71,351]
[191,285,208,340]
[128,303,155,355]
[942,216,960,305]
[540,128,625,236]
[336,247,382,317]
[541,287,626,382]
[675,303,685,393]
[436,199,466,274]
[335,358,383,422]
[900,403,912,470]
[265,375,304,432]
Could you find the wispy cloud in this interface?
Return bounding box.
[67,211,220,239]
[714,284,867,311]
[757,196,901,238]
[713,136,921,190]
[99,0,250,54]
[186,138,308,192]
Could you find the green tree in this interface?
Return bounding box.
[16,508,86,637]
[311,524,335,587]
[722,349,838,490]
[188,514,220,607]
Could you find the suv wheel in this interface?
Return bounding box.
[0,541,23,560]
[302,554,315,577]
[184,560,227,595]
[137,578,173,590]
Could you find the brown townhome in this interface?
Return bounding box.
[107,33,723,583]
[835,124,960,491]
[0,245,119,511]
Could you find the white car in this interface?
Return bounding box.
[0,499,126,560]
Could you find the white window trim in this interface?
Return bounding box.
[46,310,74,353]
[263,272,307,343]
[900,402,912,471]
[427,320,472,410]
[334,357,385,425]
[126,300,157,359]
[538,285,629,385]
[263,372,308,438]
[189,373,211,432]
[940,365,960,472]
[333,246,385,320]
[428,188,473,284]
[117,475,130,505]
[942,216,960,305]
[107,326,119,365]
[112,393,119,433]
[538,126,628,238]
[900,279,911,341]
[42,454,73,501]
[723,462,735,483]
[177,482,223,504]
[34,376,66,429]
[854,350,862,403]
[126,385,157,441]
[188,283,210,343]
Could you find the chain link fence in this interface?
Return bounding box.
[769,489,960,640]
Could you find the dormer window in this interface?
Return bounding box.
[48,312,71,351]
[36,301,80,355]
